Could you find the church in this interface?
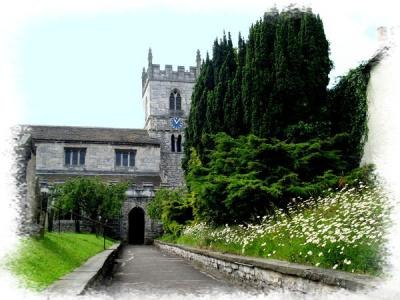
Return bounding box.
[18,49,201,244]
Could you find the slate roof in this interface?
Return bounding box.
[26,125,160,146]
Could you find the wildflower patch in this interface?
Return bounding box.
[167,185,390,275]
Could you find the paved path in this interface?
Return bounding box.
[93,245,248,297]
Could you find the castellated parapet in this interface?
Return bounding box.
[142,49,200,96]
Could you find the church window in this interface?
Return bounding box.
[176,93,181,110]
[177,135,182,152]
[171,135,175,152]
[64,148,86,166]
[115,149,136,167]
[169,93,175,110]
[169,89,182,110]
[79,149,86,165]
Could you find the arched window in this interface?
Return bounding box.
[169,89,181,110]
[169,93,175,110]
[177,135,182,152]
[176,93,181,110]
[171,134,175,152]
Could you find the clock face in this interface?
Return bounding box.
[170,117,183,129]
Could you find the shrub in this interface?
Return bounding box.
[148,188,193,236]
[186,133,375,225]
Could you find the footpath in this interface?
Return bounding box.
[94,245,242,296]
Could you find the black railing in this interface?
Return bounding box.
[50,204,116,250]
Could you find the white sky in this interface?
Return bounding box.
[0,0,399,129]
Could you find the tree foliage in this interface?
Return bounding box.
[147,188,193,236]
[186,133,374,225]
[184,7,332,170]
[181,7,374,226]
[51,177,127,232]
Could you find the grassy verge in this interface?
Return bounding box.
[161,185,390,276]
[3,232,114,291]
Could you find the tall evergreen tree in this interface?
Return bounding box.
[184,7,332,172]
[230,33,246,137]
[184,54,214,171]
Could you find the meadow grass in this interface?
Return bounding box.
[3,232,114,291]
[163,184,390,275]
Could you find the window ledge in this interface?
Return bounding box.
[169,110,184,117]
[64,165,85,169]
[114,166,136,172]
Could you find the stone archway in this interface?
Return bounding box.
[128,207,145,244]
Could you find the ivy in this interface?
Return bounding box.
[329,62,373,168]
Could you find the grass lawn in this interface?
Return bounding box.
[3,232,115,291]
[161,184,390,276]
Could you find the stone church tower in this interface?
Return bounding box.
[142,49,201,187]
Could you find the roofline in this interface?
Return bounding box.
[33,138,160,146]
[23,124,160,146]
[22,124,148,132]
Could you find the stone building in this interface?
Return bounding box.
[14,127,44,237]
[24,49,199,244]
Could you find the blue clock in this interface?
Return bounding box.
[170,117,183,129]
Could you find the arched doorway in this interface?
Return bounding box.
[128,207,145,244]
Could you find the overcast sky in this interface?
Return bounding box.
[1,0,399,129]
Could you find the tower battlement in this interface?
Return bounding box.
[142,49,201,96]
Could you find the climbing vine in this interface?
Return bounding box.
[328,58,378,168]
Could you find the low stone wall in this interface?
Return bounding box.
[46,242,122,296]
[52,220,92,233]
[51,219,121,239]
[155,241,378,295]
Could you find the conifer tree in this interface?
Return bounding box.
[184,7,332,171]
[230,33,246,137]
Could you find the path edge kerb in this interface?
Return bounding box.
[46,242,122,296]
[154,240,380,292]
[80,242,123,294]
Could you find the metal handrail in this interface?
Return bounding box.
[51,203,114,250]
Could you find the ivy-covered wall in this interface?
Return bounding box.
[328,51,384,168]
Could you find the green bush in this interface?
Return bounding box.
[186,133,375,225]
[148,188,193,237]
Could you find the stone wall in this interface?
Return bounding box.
[142,62,195,187]
[155,241,378,295]
[51,219,121,239]
[148,130,185,187]
[36,142,160,174]
[143,80,195,127]
[121,187,163,244]
[52,220,92,233]
[15,130,43,236]
[142,62,197,96]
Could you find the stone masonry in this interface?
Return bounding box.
[36,142,160,176]
[121,186,163,244]
[14,127,43,236]
[142,48,199,187]
[155,241,378,294]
